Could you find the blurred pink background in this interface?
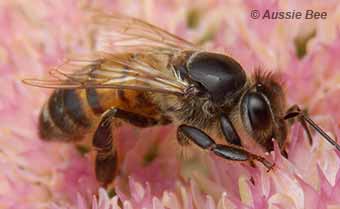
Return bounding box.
[1,0,340,208]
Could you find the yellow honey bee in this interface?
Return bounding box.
[23,13,340,186]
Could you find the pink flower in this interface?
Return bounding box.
[1,0,340,209]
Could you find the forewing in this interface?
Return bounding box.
[24,13,196,94]
[23,53,187,95]
[92,13,199,54]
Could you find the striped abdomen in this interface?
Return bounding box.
[39,88,162,141]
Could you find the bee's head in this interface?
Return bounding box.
[240,71,287,151]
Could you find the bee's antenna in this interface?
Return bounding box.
[301,114,340,151]
[284,105,340,152]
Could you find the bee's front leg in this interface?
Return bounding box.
[219,113,242,146]
[285,105,313,145]
[178,125,274,171]
[284,104,340,152]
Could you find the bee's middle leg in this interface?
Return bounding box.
[177,125,274,171]
[93,107,160,186]
[176,114,242,147]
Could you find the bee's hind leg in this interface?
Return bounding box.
[93,107,164,186]
[178,125,274,171]
[92,108,118,186]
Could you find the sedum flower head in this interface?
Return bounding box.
[1,0,340,209]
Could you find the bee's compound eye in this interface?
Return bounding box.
[245,92,272,130]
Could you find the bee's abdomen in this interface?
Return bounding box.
[38,87,162,141]
[39,89,95,141]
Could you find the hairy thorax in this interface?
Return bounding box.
[153,93,215,129]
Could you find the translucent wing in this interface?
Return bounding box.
[23,53,188,95]
[24,13,197,94]
[92,13,200,54]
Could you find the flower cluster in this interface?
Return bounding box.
[1,0,340,208]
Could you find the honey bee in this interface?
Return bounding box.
[23,13,340,186]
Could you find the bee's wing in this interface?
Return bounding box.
[92,13,200,54]
[23,53,188,95]
[23,13,198,94]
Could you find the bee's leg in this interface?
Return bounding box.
[299,115,313,145]
[220,113,242,146]
[220,114,281,156]
[176,128,191,146]
[93,108,163,185]
[176,114,242,155]
[284,104,340,152]
[178,125,274,171]
[93,108,118,186]
[220,114,259,165]
[111,108,160,127]
[285,105,313,145]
